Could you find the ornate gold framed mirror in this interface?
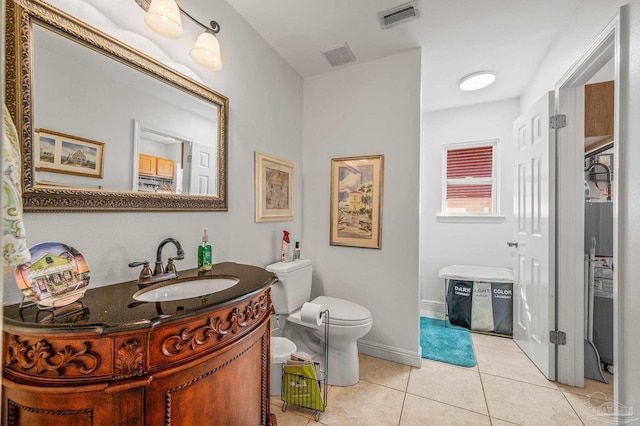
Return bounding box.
[5,0,228,211]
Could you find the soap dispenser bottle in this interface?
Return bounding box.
[198,228,212,272]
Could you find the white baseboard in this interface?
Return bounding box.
[420,299,445,320]
[358,339,422,368]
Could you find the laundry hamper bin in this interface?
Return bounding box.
[439,265,514,336]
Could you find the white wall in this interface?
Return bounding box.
[3,0,304,303]
[520,0,640,412]
[302,49,422,366]
[521,0,628,111]
[420,99,518,317]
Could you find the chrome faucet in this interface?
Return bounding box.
[129,238,184,287]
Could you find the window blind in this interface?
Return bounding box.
[446,146,493,179]
[445,145,495,213]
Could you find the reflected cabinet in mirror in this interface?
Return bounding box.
[5,0,228,211]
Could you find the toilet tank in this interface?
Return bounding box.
[266,259,312,314]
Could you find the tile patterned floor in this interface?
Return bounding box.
[271,332,615,425]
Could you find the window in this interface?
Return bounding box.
[440,139,501,221]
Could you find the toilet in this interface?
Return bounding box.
[266,259,373,386]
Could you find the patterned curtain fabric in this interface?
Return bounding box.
[2,104,31,266]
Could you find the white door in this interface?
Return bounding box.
[189,142,217,196]
[511,91,556,380]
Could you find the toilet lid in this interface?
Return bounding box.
[271,336,297,363]
[311,296,372,326]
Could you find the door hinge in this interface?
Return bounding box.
[550,330,567,345]
[550,114,567,129]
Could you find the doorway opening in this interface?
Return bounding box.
[554,15,620,395]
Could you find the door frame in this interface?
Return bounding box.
[553,13,621,389]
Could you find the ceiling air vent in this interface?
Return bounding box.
[378,1,420,29]
[321,43,357,67]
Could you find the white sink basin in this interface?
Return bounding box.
[133,277,239,302]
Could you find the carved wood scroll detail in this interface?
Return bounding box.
[4,335,100,376]
[162,292,272,357]
[115,339,144,379]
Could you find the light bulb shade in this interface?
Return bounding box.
[190,31,222,70]
[145,0,184,39]
[459,72,496,91]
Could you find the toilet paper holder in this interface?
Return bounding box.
[281,309,329,421]
[300,301,326,327]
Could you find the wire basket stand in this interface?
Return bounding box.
[281,310,329,422]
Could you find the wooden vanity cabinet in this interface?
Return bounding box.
[2,285,274,425]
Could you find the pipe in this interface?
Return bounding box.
[585,162,612,201]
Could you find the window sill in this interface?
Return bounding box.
[436,214,507,224]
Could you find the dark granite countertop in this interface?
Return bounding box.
[3,262,276,333]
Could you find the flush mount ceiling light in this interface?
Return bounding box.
[136,0,222,70]
[459,72,496,91]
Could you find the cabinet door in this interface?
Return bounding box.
[138,154,156,176]
[145,322,270,426]
[585,81,614,138]
[156,158,174,179]
[3,385,144,426]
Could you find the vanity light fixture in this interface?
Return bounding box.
[459,71,496,91]
[189,22,222,70]
[144,0,183,38]
[137,0,223,70]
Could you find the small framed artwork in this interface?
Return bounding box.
[255,152,295,222]
[330,154,384,249]
[34,129,105,178]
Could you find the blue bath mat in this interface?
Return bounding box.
[420,317,476,368]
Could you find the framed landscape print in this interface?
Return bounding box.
[34,129,105,178]
[255,152,295,222]
[330,154,384,249]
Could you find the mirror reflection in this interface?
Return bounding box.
[134,123,217,195]
[33,24,220,197]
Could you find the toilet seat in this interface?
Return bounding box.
[287,296,372,327]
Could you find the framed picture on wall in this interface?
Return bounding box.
[255,152,295,222]
[330,154,384,249]
[34,129,105,178]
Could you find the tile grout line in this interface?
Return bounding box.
[472,342,524,354]
[559,389,588,426]
[473,340,495,425]
[479,370,563,391]
[397,365,415,425]
[398,390,408,426]
[358,377,411,394]
[403,390,492,419]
